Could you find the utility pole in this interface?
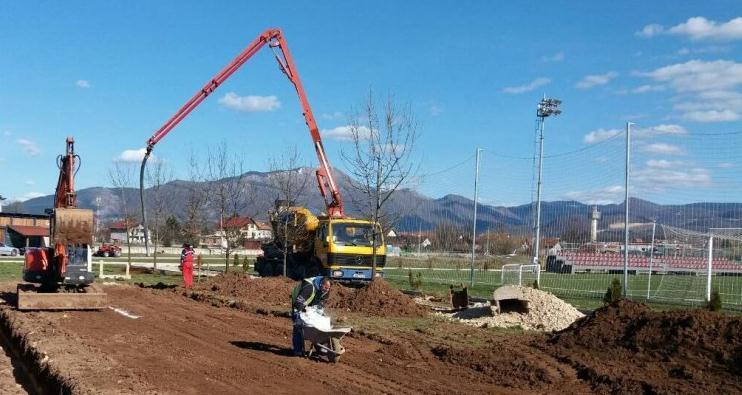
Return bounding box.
[470,148,483,287]
[533,96,562,266]
[623,122,633,298]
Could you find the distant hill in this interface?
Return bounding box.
[6,168,742,241]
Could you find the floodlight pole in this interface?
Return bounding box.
[533,96,561,266]
[623,122,633,298]
[470,147,483,287]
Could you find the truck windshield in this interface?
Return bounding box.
[331,223,381,246]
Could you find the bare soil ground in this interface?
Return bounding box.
[0,276,739,394]
[0,345,27,394]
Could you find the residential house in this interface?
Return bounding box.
[199,216,273,249]
[110,220,151,245]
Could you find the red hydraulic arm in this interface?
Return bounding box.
[55,137,78,209]
[143,28,344,217]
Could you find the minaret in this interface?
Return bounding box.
[589,206,601,243]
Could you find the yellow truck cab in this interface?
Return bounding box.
[315,217,385,281]
[255,204,386,282]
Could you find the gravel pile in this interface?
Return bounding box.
[438,286,583,332]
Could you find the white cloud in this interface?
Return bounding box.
[718,162,735,168]
[321,112,344,121]
[639,60,742,92]
[583,128,621,144]
[17,192,46,202]
[634,124,687,138]
[646,159,685,169]
[576,72,618,89]
[641,143,685,155]
[583,124,686,144]
[16,139,40,156]
[633,167,712,192]
[564,185,624,205]
[76,80,91,88]
[540,51,565,62]
[683,109,739,122]
[667,17,742,41]
[677,46,730,55]
[24,180,35,185]
[115,148,155,163]
[429,105,442,116]
[637,17,742,41]
[320,125,371,141]
[635,23,664,38]
[502,77,550,94]
[639,60,742,122]
[218,92,280,112]
[631,84,665,94]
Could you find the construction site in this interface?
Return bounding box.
[2,3,742,394]
[0,274,739,394]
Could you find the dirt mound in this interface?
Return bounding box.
[192,273,296,307]
[431,343,577,390]
[547,300,742,393]
[327,280,427,317]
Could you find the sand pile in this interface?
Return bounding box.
[439,286,583,332]
[546,300,742,392]
[327,280,428,317]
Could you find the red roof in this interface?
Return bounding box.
[8,225,49,237]
[110,220,137,230]
[220,217,252,228]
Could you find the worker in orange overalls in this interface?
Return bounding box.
[179,243,194,288]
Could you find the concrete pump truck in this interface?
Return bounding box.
[139,28,385,282]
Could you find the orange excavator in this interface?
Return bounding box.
[17,137,107,310]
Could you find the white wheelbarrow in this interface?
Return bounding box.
[303,325,351,363]
[300,307,351,363]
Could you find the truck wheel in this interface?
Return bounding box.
[103,251,110,257]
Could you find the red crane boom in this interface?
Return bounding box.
[142,28,344,217]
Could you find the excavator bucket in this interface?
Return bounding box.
[52,208,94,245]
[17,283,108,310]
[492,285,530,314]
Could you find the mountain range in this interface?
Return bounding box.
[5,168,741,240]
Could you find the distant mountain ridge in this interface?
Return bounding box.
[7,168,742,239]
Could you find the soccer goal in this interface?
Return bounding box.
[501,264,541,287]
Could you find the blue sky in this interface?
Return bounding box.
[0,1,740,206]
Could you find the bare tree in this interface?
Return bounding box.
[146,159,174,270]
[267,145,310,276]
[342,91,419,279]
[109,162,134,272]
[182,151,209,249]
[206,142,251,273]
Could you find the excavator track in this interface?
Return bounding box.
[17,284,107,311]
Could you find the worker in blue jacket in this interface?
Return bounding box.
[290,276,332,356]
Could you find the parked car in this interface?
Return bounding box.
[0,242,19,256]
[95,243,122,257]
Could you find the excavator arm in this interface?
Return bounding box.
[141,28,344,217]
[55,137,79,209]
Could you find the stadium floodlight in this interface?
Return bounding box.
[533,96,562,266]
[537,98,562,118]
